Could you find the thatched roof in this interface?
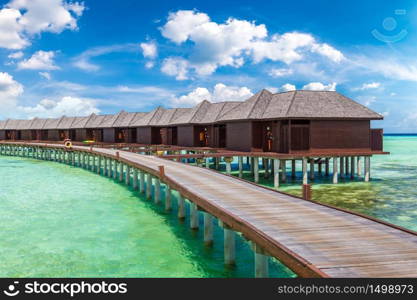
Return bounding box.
[43,117,63,130]
[16,119,35,130]
[57,117,76,129]
[0,90,383,131]
[0,120,8,130]
[70,115,92,129]
[30,118,48,130]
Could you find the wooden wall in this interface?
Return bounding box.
[47,130,60,141]
[310,120,371,149]
[103,128,115,143]
[137,127,152,144]
[178,125,194,147]
[0,130,5,140]
[20,130,31,140]
[226,122,252,152]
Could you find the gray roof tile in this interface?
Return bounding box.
[30,118,48,130]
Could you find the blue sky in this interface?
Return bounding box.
[1,0,417,132]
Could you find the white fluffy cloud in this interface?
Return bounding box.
[159,10,344,79]
[7,50,23,59]
[140,41,157,59]
[280,83,296,92]
[39,71,51,80]
[171,83,253,106]
[0,72,24,106]
[268,68,293,77]
[161,57,189,80]
[0,0,84,50]
[302,82,337,91]
[17,96,99,118]
[18,50,59,70]
[357,82,381,90]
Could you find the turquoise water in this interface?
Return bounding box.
[0,155,294,277]
[227,135,417,232]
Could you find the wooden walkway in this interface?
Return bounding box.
[1,142,416,277]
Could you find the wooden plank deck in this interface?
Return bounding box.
[1,142,414,277]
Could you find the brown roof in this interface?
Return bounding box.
[16,119,35,130]
[0,119,8,130]
[43,117,63,130]
[70,115,93,129]
[113,111,138,127]
[218,90,382,121]
[57,117,76,129]
[0,90,383,131]
[30,118,48,130]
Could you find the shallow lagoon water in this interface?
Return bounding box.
[0,155,293,277]
[229,135,417,232]
[1,135,416,277]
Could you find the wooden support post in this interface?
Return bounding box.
[350,156,355,179]
[263,159,269,179]
[154,178,161,204]
[318,162,322,176]
[281,159,286,182]
[140,172,145,193]
[118,162,124,182]
[291,159,296,179]
[146,173,152,199]
[165,185,172,211]
[97,156,101,174]
[238,156,243,178]
[302,184,312,200]
[333,157,338,184]
[190,202,199,229]
[133,169,138,190]
[205,158,210,168]
[253,243,269,278]
[273,159,279,189]
[302,157,308,184]
[178,194,185,219]
[225,157,232,175]
[325,158,329,177]
[357,156,362,176]
[309,159,314,180]
[254,157,259,183]
[345,156,349,177]
[204,212,213,246]
[340,157,345,178]
[223,227,235,265]
[125,165,130,185]
[365,156,370,182]
[113,160,117,180]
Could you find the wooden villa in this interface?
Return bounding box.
[0,90,384,154]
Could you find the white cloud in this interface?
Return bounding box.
[171,83,253,106]
[145,61,154,69]
[159,10,344,79]
[39,71,51,80]
[355,82,381,90]
[8,0,85,34]
[311,43,344,63]
[18,50,59,70]
[268,68,293,77]
[161,10,210,44]
[280,83,296,92]
[140,41,157,59]
[73,43,138,72]
[357,95,376,107]
[17,96,99,118]
[302,82,337,91]
[0,1,84,50]
[8,51,24,59]
[161,57,189,80]
[0,72,24,106]
[0,8,27,49]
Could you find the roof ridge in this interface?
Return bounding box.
[55,116,65,128]
[284,91,298,117]
[147,106,164,125]
[189,100,208,123]
[245,90,264,119]
[167,108,178,124]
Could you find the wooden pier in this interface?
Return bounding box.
[0,142,415,278]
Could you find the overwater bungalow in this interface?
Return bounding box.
[0,90,384,153]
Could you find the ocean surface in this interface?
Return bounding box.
[0,135,416,277]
